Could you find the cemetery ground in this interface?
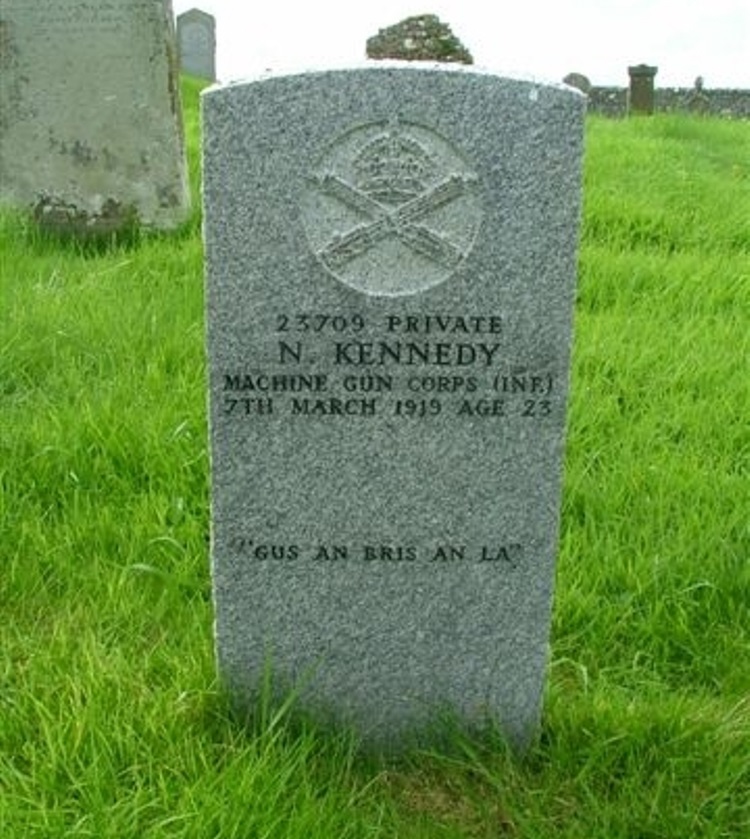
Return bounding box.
[1,78,748,838]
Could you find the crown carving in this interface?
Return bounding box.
[353,131,435,204]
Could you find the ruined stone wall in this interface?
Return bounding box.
[587,87,750,118]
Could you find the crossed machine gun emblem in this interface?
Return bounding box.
[312,169,478,273]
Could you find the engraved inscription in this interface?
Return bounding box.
[302,120,482,296]
[217,309,562,424]
[16,2,132,35]
[228,538,524,569]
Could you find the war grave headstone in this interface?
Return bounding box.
[0,0,189,234]
[203,65,585,750]
[176,8,216,82]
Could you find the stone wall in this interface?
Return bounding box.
[587,87,750,118]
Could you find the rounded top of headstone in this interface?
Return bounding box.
[177,8,215,26]
[562,72,592,94]
[366,14,473,65]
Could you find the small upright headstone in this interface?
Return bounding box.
[203,66,585,750]
[366,15,473,64]
[0,0,190,234]
[628,64,658,115]
[177,8,216,81]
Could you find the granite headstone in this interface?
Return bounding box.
[203,65,585,750]
[0,0,190,234]
[177,8,216,82]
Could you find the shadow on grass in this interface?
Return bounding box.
[0,205,201,261]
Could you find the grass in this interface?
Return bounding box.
[1,77,749,837]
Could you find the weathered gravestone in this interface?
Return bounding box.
[203,65,585,750]
[176,8,216,82]
[563,72,592,95]
[0,0,190,234]
[628,64,658,115]
[366,14,473,64]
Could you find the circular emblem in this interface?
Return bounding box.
[301,120,482,296]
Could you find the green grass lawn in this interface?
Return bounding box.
[1,77,749,837]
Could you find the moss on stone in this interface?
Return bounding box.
[366,14,473,65]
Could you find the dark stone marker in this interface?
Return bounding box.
[628,64,658,115]
[203,66,585,751]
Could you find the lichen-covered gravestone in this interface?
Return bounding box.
[203,66,585,750]
[366,14,473,64]
[563,72,592,95]
[0,0,190,234]
[176,8,216,82]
